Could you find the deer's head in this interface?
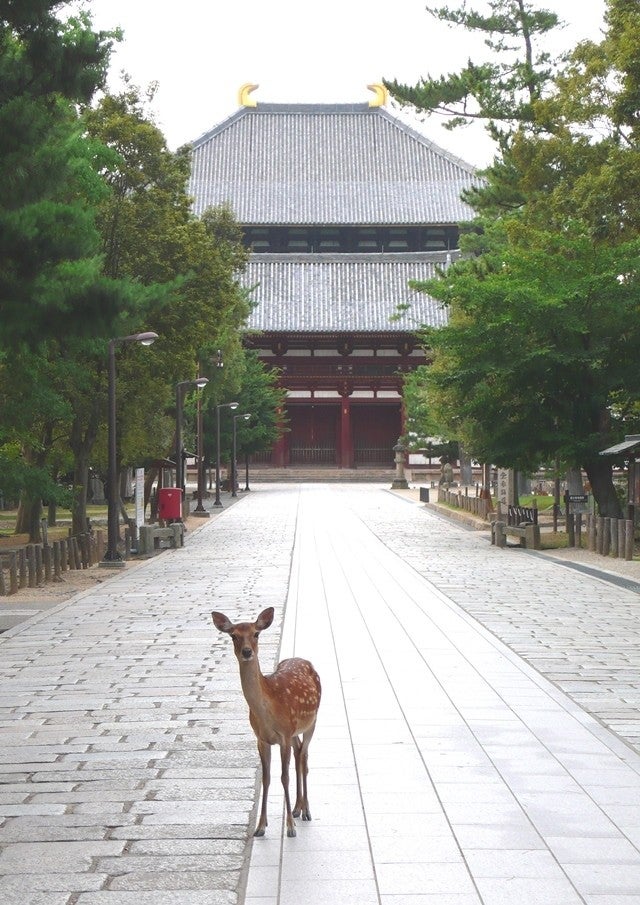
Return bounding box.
[212,606,274,662]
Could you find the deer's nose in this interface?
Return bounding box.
[241,647,253,660]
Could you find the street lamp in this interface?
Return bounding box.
[214,402,239,507]
[232,413,251,497]
[102,331,158,566]
[194,351,225,515]
[175,377,209,503]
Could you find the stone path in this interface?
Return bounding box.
[2,484,640,904]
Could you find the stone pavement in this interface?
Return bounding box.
[2,484,640,904]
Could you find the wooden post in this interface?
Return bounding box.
[60,539,68,572]
[0,560,6,596]
[618,520,626,561]
[53,541,62,580]
[575,512,582,549]
[587,513,596,551]
[79,534,89,569]
[9,552,18,594]
[596,517,604,555]
[625,519,634,561]
[26,545,36,587]
[35,544,43,586]
[602,518,611,556]
[567,513,575,548]
[610,518,619,558]
[43,545,52,582]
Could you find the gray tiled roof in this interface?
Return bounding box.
[189,103,479,225]
[243,252,451,333]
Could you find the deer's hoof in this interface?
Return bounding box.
[253,827,266,837]
[287,825,297,837]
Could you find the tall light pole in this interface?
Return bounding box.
[175,377,209,503]
[232,413,251,498]
[194,350,224,516]
[102,331,158,566]
[214,402,239,507]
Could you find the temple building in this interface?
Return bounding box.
[188,84,479,469]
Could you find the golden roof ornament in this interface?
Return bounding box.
[238,83,259,107]
[367,83,388,107]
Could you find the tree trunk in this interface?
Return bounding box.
[72,451,90,536]
[583,458,623,518]
[14,439,50,542]
[69,411,99,538]
[144,466,159,510]
[15,496,43,542]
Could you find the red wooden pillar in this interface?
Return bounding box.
[272,406,287,466]
[339,394,353,468]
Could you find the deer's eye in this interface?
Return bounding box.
[254,632,260,639]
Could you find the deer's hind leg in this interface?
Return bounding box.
[292,723,316,821]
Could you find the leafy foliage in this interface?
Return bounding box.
[391,0,640,516]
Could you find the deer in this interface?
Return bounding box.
[211,606,321,838]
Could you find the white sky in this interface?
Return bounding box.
[76,0,606,167]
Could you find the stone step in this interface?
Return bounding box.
[248,467,396,483]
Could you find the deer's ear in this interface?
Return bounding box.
[256,607,274,631]
[212,611,233,633]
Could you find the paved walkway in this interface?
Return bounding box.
[2,484,640,904]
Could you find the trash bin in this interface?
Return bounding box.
[158,487,182,521]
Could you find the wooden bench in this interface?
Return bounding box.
[138,524,184,555]
[492,520,541,550]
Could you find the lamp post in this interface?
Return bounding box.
[102,331,158,566]
[214,402,239,507]
[194,350,224,516]
[193,387,208,518]
[175,377,209,503]
[232,413,251,497]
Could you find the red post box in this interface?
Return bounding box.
[158,487,182,521]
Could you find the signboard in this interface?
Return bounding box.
[496,468,516,507]
[567,494,588,503]
[135,468,145,529]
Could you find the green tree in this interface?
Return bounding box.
[385,0,561,146]
[385,0,640,517]
[69,85,251,536]
[414,226,640,516]
[0,2,124,348]
[0,3,159,538]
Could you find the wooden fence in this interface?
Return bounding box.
[435,491,636,562]
[437,486,492,520]
[0,529,106,596]
[566,512,635,561]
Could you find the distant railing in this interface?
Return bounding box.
[290,446,335,464]
[354,446,393,465]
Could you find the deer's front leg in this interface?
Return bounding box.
[280,739,296,837]
[254,739,271,837]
